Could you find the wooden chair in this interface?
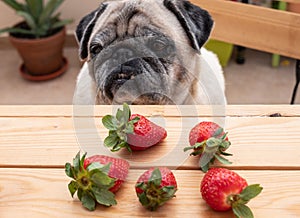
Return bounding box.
[191,0,300,103]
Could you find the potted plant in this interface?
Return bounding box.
[0,0,72,81]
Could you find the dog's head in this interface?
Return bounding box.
[76,0,213,104]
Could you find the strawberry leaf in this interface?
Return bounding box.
[220,150,233,156]
[87,162,111,175]
[232,204,254,218]
[239,184,263,202]
[130,116,140,123]
[102,115,118,130]
[116,108,123,122]
[81,192,96,211]
[150,168,162,187]
[206,138,222,148]
[201,162,210,173]
[77,188,83,201]
[212,127,224,137]
[90,169,115,188]
[214,154,232,165]
[123,103,131,121]
[199,152,215,172]
[92,186,117,206]
[138,192,150,205]
[183,146,194,152]
[73,151,81,174]
[68,180,78,197]
[104,133,118,148]
[162,186,177,198]
[124,123,135,134]
[65,162,75,179]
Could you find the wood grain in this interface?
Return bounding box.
[0,169,299,218]
[191,0,300,59]
[0,105,300,117]
[1,116,300,169]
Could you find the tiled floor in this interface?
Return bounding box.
[0,46,298,105]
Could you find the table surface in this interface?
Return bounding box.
[0,105,300,218]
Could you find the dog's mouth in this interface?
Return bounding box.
[104,65,141,100]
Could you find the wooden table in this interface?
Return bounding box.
[1,105,300,217]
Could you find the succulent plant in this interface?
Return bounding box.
[0,0,72,38]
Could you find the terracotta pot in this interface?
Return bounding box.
[9,25,67,79]
[288,3,300,13]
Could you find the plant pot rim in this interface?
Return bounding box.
[19,57,68,81]
[9,25,66,43]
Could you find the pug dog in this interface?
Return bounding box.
[73,0,226,105]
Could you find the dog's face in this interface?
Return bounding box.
[76,0,213,104]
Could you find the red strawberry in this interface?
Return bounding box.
[135,167,177,211]
[102,103,167,152]
[83,155,130,193]
[201,168,263,217]
[65,152,130,211]
[184,121,232,172]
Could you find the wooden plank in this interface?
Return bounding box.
[0,105,300,117]
[1,116,300,169]
[191,0,300,59]
[0,168,299,217]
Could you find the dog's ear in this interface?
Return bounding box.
[164,0,213,52]
[75,4,107,60]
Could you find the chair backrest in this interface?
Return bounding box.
[191,0,300,59]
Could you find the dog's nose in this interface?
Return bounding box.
[112,48,135,64]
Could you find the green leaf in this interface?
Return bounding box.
[64,162,74,179]
[2,0,25,11]
[220,140,231,149]
[214,154,232,165]
[39,0,63,25]
[92,186,117,206]
[220,150,233,156]
[212,127,223,137]
[116,109,123,122]
[130,116,140,124]
[111,141,129,152]
[138,192,149,205]
[122,103,131,121]
[68,180,78,198]
[16,11,37,30]
[102,115,118,130]
[77,188,83,201]
[81,192,96,211]
[221,132,229,141]
[124,123,135,134]
[149,168,162,187]
[0,27,34,35]
[87,162,111,175]
[201,162,210,173]
[80,152,87,169]
[239,184,263,202]
[73,152,81,174]
[183,146,194,152]
[51,19,73,29]
[199,151,215,171]
[193,141,205,149]
[26,0,43,21]
[232,204,254,218]
[104,133,118,148]
[206,138,221,148]
[90,169,115,188]
[162,186,177,198]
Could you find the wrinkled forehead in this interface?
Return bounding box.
[89,0,189,44]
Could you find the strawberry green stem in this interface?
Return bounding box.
[227,184,263,218]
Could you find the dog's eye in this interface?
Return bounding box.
[150,40,166,51]
[90,43,103,55]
